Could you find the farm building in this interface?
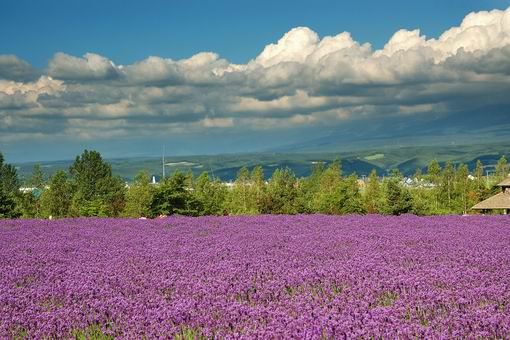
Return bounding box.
[472,175,510,214]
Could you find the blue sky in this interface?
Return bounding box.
[1,1,510,162]
[2,0,507,67]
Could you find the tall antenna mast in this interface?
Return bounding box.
[162,146,166,179]
[209,159,215,180]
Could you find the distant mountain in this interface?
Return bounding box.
[15,154,385,183]
[271,107,510,154]
[14,142,509,183]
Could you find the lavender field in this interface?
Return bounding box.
[1,215,510,338]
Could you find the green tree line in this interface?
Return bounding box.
[0,150,509,219]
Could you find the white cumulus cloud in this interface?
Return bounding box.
[47,52,120,81]
[1,5,510,145]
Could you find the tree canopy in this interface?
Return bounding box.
[1,149,509,219]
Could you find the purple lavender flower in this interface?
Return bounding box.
[1,215,509,338]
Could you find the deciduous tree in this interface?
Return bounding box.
[40,170,73,218]
[382,175,413,216]
[364,169,382,214]
[194,172,227,216]
[124,171,155,218]
[150,171,199,216]
[69,150,125,216]
[28,164,45,189]
[262,168,298,214]
[0,152,20,218]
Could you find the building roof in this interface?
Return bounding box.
[497,175,510,187]
[472,192,510,210]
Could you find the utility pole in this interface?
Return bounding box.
[209,159,215,181]
[162,146,166,180]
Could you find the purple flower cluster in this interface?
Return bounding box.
[1,215,510,338]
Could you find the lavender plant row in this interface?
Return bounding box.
[1,215,510,338]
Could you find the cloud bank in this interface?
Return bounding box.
[1,6,510,147]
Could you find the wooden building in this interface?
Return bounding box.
[472,175,510,214]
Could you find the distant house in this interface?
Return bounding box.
[472,175,510,215]
[223,181,235,189]
[19,187,44,199]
